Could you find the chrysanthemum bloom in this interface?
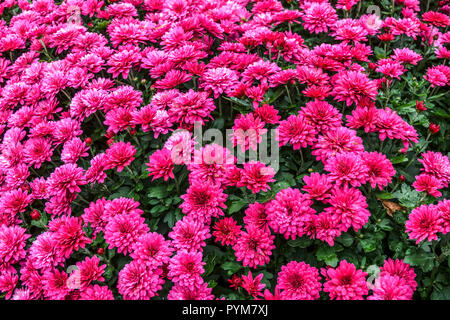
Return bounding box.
[253,104,281,124]
[405,204,443,244]
[418,151,450,186]
[76,256,106,288]
[103,197,143,220]
[363,152,396,190]
[168,250,205,287]
[238,161,275,194]
[302,173,332,201]
[299,100,342,133]
[107,45,141,79]
[131,232,173,269]
[42,269,70,300]
[47,163,86,196]
[146,148,175,181]
[82,198,109,236]
[380,259,417,291]
[311,127,364,163]
[11,288,32,301]
[412,174,443,197]
[167,282,214,300]
[61,137,89,164]
[169,216,211,252]
[277,261,321,300]
[23,137,53,169]
[321,260,368,300]
[437,200,450,233]
[326,185,370,232]
[118,261,164,300]
[212,217,241,246]
[52,216,92,259]
[104,107,133,134]
[168,90,215,128]
[241,271,265,298]
[231,113,267,152]
[233,224,275,268]
[104,213,149,255]
[392,48,422,65]
[244,202,269,231]
[266,188,316,240]
[277,114,317,150]
[28,233,65,271]
[0,271,18,299]
[105,141,136,172]
[164,130,195,165]
[424,65,448,87]
[422,11,450,27]
[85,153,109,184]
[180,179,227,222]
[367,274,414,300]
[0,225,30,271]
[242,60,281,86]
[200,67,239,98]
[300,1,338,34]
[189,144,236,187]
[332,70,378,107]
[79,285,114,300]
[52,118,83,145]
[309,211,342,246]
[324,152,369,188]
[375,58,406,79]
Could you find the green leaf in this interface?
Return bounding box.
[228,199,247,215]
[288,238,313,248]
[360,238,377,253]
[390,154,408,164]
[375,191,394,200]
[316,246,338,267]
[336,233,354,247]
[431,287,450,300]
[404,249,435,272]
[148,185,169,199]
[221,262,242,275]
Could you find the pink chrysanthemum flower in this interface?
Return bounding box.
[346,106,379,133]
[0,225,30,271]
[231,113,267,152]
[28,232,65,271]
[266,188,316,240]
[363,151,396,190]
[412,174,443,197]
[52,216,91,259]
[79,285,114,300]
[424,65,449,87]
[103,197,143,220]
[169,216,211,252]
[244,202,269,231]
[233,224,275,268]
[309,211,342,246]
[85,153,109,184]
[326,185,370,232]
[0,271,18,299]
[200,67,239,98]
[301,1,338,34]
[76,256,106,289]
[375,58,406,79]
[312,127,364,163]
[367,274,414,300]
[47,163,86,196]
[104,213,149,255]
[23,137,53,169]
[131,232,173,269]
[146,148,175,181]
[277,114,317,150]
[332,70,378,107]
[169,90,215,128]
[321,260,368,300]
[180,180,227,222]
[61,137,89,164]
[418,151,450,187]
[324,152,369,188]
[299,100,342,133]
[253,104,280,124]
[168,250,205,287]
[437,199,450,233]
[104,108,133,134]
[105,141,136,172]
[302,173,332,201]
[118,261,164,300]
[380,259,417,291]
[277,261,321,300]
[212,217,241,246]
[241,271,266,298]
[168,282,214,300]
[392,48,422,65]
[406,204,443,244]
[82,198,109,236]
[42,269,70,300]
[238,161,275,194]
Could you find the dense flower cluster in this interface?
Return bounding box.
[0,0,448,301]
